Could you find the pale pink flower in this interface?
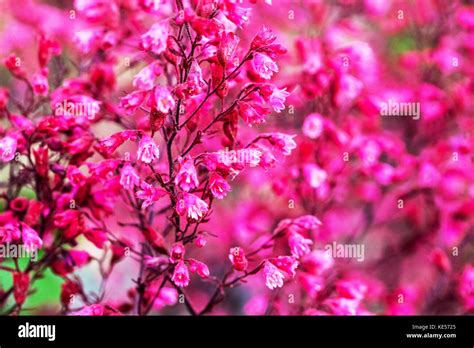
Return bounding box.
[303,164,327,189]
[303,113,324,139]
[133,63,162,90]
[263,261,285,290]
[148,86,175,113]
[120,163,140,190]
[176,193,209,221]
[73,29,99,54]
[268,87,290,113]
[252,52,278,80]
[288,232,313,258]
[174,157,199,192]
[172,261,190,287]
[140,22,168,55]
[209,173,231,199]
[137,136,159,164]
[0,136,17,162]
[136,182,166,209]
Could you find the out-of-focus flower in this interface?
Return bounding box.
[229,247,248,272]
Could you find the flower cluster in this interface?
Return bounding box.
[0,0,473,316]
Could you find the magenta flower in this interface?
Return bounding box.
[172,261,190,288]
[263,133,297,155]
[209,173,232,199]
[169,242,185,263]
[20,223,43,252]
[136,182,166,209]
[137,135,160,164]
[32,73,49,96]
[174,157,199,192]
[458,265,474,310]
[251,26,277,50]
[229,247,248,272]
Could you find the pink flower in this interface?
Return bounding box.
[458,265,474,310]
[174,157,199,192]
[237,101,269,124]
[218,32,240,66]
[194,234,206,248]
[288,232,313,258]
[73,29,99,54]
[95,130,138,157]
[133,63,162,90]
[136,182,167,209]
[263,133,297,155]
[147,86,175,113]
[268,87,290,113]
[269,256,299,277]
[209,173,231,199]
[188,259,210,278]
[137,135,160,164]
[120,90,148,115]
[0,136,17,162]
[120,163,140,190]
[334,74,362,108]
[303,250,334,276]
[303,113,324,139]
[20,223,43,252]
[140,22,168,55]
[172,261,190,287]
[303,164,327,189]
[169,242,185,263]
[251,26,277,50]
[336,279,368,301]
[252,52,278,80]
[32,73,49,96]
[176,193,209,221]
[228,247,248,272]
[263,261,285,290]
